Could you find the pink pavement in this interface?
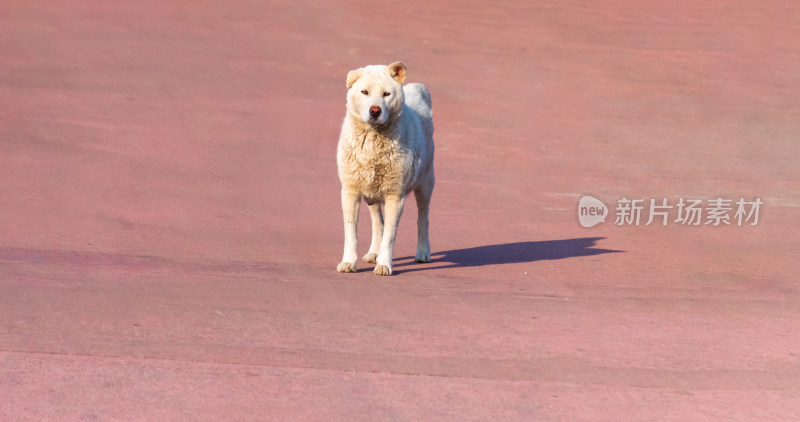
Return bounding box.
[1,1,799,420]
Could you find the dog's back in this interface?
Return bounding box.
[398,83,434,186]
[404,83,433,140]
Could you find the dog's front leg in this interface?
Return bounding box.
[337,188,361,273]
[362,203,383,264]
[374,194,405,276]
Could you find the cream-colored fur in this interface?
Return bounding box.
[336,62,435,276]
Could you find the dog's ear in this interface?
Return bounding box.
[387,62,406,84]
[346,68,363,89]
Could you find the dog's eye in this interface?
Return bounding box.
[361,90,369,95]
[383,92,391,97]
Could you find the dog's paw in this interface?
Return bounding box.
[415,251,431,263]
[362,253,378,264]
[373,265,392,276]
[337,262,356,273]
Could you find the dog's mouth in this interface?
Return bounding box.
[364,113,387,125]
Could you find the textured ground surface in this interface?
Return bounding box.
[1,1,799,420]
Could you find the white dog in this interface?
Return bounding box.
[336,62,435,276]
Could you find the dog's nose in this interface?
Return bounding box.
[369,106,381,118]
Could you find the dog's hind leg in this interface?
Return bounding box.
[374,195,405,276]
[362,203,383,264]
[413,173,434,263]
[337,188,361,273]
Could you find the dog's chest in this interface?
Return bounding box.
[341,132,411,197]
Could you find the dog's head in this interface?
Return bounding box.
[345,62,406,126]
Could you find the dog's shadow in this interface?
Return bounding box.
[393,237,622,273]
